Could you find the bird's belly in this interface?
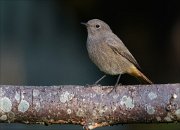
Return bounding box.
[95,53,125,75]
[88,44,129,75]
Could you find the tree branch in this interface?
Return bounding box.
[0,84,180,130]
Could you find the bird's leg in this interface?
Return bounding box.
[85,75,106,87]
[95,75,106,85]
[115,74,121,86]
[107,74,121,94]
[113,74,122,92]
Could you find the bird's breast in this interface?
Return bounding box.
[87,39,129,75]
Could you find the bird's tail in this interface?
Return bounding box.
[128,66,153,84]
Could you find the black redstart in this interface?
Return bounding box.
[81,19,152,85]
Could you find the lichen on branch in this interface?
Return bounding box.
[0,84,180,130]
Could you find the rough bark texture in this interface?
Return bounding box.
[0,84,180,130]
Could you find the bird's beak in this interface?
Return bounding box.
[81,22,88,27]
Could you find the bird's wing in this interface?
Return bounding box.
[105,37,141,69]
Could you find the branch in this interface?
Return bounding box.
[0,84,180,130]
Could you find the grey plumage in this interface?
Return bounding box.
[82,19,152,84]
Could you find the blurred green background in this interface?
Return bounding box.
[0,0,180,130]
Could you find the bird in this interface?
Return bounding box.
[81,19,153,86]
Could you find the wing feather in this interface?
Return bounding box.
[105,37,141,69]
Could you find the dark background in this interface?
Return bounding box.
[0,0,180,130]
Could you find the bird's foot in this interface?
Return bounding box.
[106,83,122,94]
[85,83,101,87]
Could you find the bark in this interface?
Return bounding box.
[0,84,180,130]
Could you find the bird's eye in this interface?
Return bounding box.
[95,24,100,28]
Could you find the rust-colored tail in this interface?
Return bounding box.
[128,66,153,84]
